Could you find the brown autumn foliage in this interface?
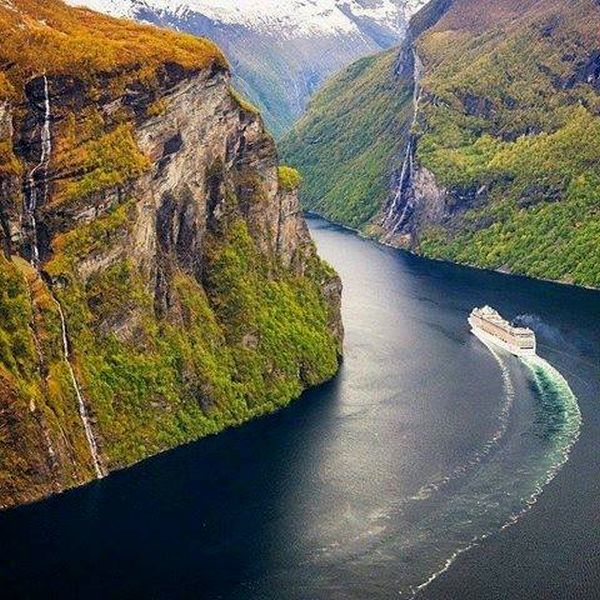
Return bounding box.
[0,0,227,99]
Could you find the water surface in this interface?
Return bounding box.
[1,217,598,598]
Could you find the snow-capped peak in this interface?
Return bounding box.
[67,0,413,38]
[403,0,429,17]
[65,0,428,133]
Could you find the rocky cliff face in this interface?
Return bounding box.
[377,0,453,247]
[0,0,342,509]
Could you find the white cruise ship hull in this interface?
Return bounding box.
[469,317,537,357]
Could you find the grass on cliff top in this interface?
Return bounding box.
[229,87,260,115]
[0,0,227,98]
[280,49,413,229]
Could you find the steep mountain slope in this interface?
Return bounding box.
[0,0,342,509]
[66,0,424,135]
[281,49,413,228]
[282,0,600,288]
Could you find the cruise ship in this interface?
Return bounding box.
[468,306,536,356]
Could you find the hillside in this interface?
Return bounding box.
[66,0,424,135]
[0,0,342,508]
[281,49,413,228]
[282,0,600,288]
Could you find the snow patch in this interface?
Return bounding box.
[66,0,421,38]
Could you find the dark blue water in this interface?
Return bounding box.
[1,217,598,599]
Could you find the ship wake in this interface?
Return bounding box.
[401,349,582,598]
[411,338,514,501]
[297,346,583,599]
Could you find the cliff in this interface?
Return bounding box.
[282,0,600,288]
[0,0,342,509]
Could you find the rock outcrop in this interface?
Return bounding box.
[0,0,342,509]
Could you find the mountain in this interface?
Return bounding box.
[0,0,342,509]
[66,0,425,135]
[282,0,600,288]
[280,48,413,228]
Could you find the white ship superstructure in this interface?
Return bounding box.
[469,306,536,357]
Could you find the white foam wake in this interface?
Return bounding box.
[407,350,582,598]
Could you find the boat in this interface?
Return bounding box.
[468,305,536,356]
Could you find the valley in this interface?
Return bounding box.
[1,1,599,598]
[68,0,427,135]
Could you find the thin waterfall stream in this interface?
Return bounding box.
[54,298,104,478]
[385,48,424,231]
[25,75,51,267]
[25,74,104,479]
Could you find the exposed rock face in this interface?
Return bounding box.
[0,1,342,509]
[382,164,448,247]
[378,0,454,246]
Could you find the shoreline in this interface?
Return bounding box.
[304,211,600,294]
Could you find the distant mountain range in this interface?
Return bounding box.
[67,0,427,134]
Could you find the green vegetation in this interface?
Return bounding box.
[277,166,302,191]
[1,0,221,219]
[420,174,600,287]
[43,209,339,468]
[284,0,600,287]
[0,0,226,100]
[0,0,341,507]
[0,257,38,379]
[414,0,600,287]
[281,49,413,228]
[1,183,340,492]
[229,87,260,115]
[0,255,99,506]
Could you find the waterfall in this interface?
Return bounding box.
[25,74,104,479]
[55,298,104,479]
[25,74,52,267]
[384,48,424,234]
